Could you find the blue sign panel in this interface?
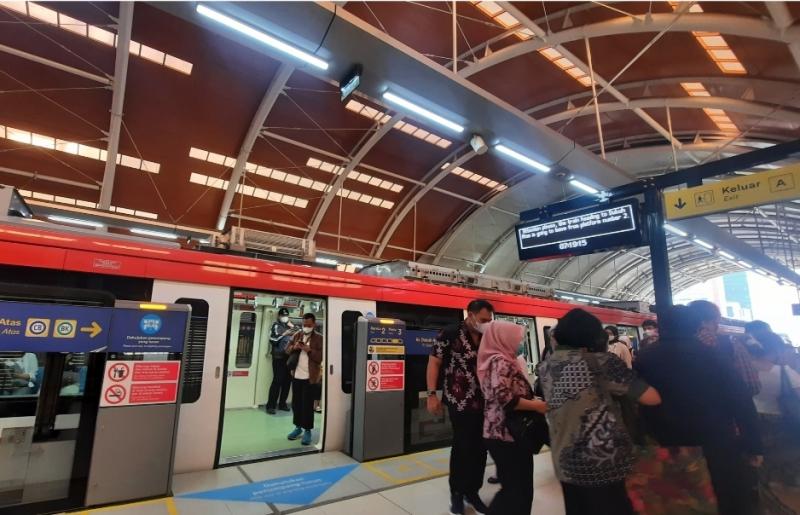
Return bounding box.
[0,301,112,352]
[180,464,358,505]
[404,329,439,356]
[109,308,188,353]
[366,322,405,345]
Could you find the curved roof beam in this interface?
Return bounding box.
[307,113,401,240]
[373,147,476,258]
[217,64,294,230]
[495,2,681,147]
[538,97,800,125]
[527,76,800,116]
[460,13,799,79]
[765,3,800,71]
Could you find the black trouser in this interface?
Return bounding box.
[561,481,633,515]
[448,406,487,496]
[266,356,291,409]
[703,445,759,515]
[291,378,315,430]
[485,439,533,515]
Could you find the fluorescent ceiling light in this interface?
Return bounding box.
[315,257,338,266]
[196,4,328,70]
[693,238,714,250]
[663,224,688,237]
[494,145,550,173]
[130,228,178,240]
[591,300,601,304]
[719,250,735,260]
[560,295,574,300]
[381,91,464,133]
[754,268,768,276]
[47,215,103,228]
[738,260,753,269]
[569,179,599,195]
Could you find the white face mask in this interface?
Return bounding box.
[644,329,656,336]
[279,316,289,324]
[302,326,314,334]
[608,334,615,342]
[475,322,491,334]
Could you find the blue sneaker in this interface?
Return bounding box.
[287,427,303,440]
[301,430,312,446]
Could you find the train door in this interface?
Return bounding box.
[494,314,539,376]
[150,281,229,473]
[224,308,262,409]
[218,290,326,465]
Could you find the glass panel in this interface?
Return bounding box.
[0,352,87,509]
[219,292,326,465]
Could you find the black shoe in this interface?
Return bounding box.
[266,407,276,414]
[278,405,291,412]
[465,493,488,514]
[450,494,465,515]
[487,476,499,485]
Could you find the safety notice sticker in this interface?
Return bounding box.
[365,359,404,393]
[100,360,181,407]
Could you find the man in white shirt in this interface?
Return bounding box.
[605,326,633,368]
[286,313,323,446]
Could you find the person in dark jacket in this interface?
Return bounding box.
[635,305,763,515]
[266,307,295,414]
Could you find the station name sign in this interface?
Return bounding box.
[515,200,644,261]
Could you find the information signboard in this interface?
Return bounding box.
[100,360,181,407]
[0,301,112,352]
[404,329,439,356]
[109,308,188,353]
[515,200,644,261]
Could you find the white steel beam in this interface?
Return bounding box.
[216,63,294,230]
[0,44,111,85]
[97,2,134,210]
[765,2,800,72]
[495,2,681,148]
[538,96,800,125]
[373,148,476,258]
[460,13,798,78]
[306,114,401,241]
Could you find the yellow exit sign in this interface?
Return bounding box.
[663,164,800,221]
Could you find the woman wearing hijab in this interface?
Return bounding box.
[478,321,548,515]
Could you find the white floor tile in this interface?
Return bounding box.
[172,467,251,495]
[291,493,410,515]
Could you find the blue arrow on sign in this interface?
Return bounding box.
[179,464,358,505]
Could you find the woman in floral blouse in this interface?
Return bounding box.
[477,321,547,515]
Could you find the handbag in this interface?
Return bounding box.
[505,407,549,454]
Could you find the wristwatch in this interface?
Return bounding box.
[427,390,437,397]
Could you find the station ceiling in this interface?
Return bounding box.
[0,1,798,302]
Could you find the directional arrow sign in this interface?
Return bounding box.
[664,164,800,220]
[80,321,103,338]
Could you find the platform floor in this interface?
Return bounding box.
[68,450,565,515]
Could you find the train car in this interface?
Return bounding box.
[0,220,652,473]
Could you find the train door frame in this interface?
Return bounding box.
[215,288,329,467]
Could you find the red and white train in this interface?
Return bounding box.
[0,219,651,473]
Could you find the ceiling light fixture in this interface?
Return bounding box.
[663,224,688,237]
[47,215,104,228]
[382,91,464,133]
[196,4,328,70]
[315,257,338,266]
[693,238,714,250]
[719,250,735,260]
[569,179,600,195]
[495,145,550,173]
[754,268,768,276]
[738,261,753,269]
[130,228,178,240]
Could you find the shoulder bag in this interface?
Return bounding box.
[504,366,549,454]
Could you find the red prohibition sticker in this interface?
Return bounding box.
[104,384,127,405]
[107,362,130,382]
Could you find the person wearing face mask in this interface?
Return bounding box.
[286,313,323,446]
[690,300,761,397]
[605,326,633,368]
[266,308,296,414]
[427,299,494,515]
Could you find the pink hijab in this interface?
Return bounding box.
[477,320,526,383]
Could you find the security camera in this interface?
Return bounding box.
[470,134,488,155]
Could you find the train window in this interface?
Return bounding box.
[235,312,257,368]
[176,298,209,404]
[341,311,362,394]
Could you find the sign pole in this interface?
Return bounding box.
[644,184,673,310]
